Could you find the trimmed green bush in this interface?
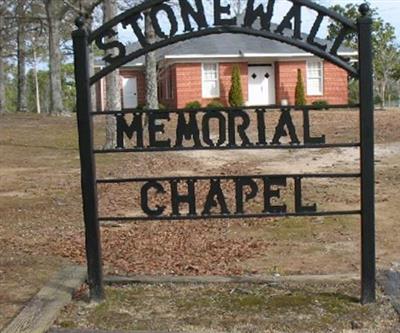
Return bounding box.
[311,100,329,109]
[295,69,307,106]
[185,101,202,109]
[206,100,224,108]
[229,65,244,107]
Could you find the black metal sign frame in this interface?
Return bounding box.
[72,0,375,304]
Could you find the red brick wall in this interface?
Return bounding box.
[174,63,200,108]
[119,69,146,107]
[101,60,348,109]
[323,62,349,104]
[175,62,248,108]
[275,60,348,105]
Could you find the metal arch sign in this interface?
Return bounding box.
[89,0,358,84]
[72,0,375,305]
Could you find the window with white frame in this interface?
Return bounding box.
[202,63,219,98]
[306,61,324,96]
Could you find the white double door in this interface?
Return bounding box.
[248,65,276,106]
[122,77,138,109]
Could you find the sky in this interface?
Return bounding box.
[321,0,400,40]
[262,0,400,41]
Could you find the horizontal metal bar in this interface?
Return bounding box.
[94,143,360,154]
[97,172,361,184]
[91,104,360,116]
[98,210,362,222]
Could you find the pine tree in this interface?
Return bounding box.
[295,68,307,106]
[229,65,244,107]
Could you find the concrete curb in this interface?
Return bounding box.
[104,273,359,285]
[378,269,400,314]
[2,265,86,333]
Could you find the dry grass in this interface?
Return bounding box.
[56,281,399,332]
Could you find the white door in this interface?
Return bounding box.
[248,65,276,106]
[122,77,138,109]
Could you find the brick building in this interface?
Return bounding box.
[95,33,356,110]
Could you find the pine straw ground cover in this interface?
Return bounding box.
[1,111,400,330]
[53,221,267,275]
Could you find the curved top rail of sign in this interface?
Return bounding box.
[87,0,359,85]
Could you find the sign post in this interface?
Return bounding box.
[72,17,104,301]
[358,4,376,304]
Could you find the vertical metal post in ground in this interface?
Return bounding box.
[357,4,375,304]
[72,17,104,301]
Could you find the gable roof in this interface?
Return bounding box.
[119,31,356,67]
[162,32,355,57]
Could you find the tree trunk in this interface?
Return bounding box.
[45,0,65,115]
[103,0,120,149]
[33,48,41,114]
[0,50,4,114]
[86,16,97,112]
[16,2,27,112]
[145,11,158,109]
[89,49,97,113]
[397,82,400,107]
[0,13,5,114]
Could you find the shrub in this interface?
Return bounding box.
[185,101,202,109]
[295,68,307,106]
[312,100,329,109]
[137,103,165,110]
[348,79,359,104]
[206,100,224,108]
[229,65,244,107]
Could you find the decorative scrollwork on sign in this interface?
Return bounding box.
[88,0,358,84]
